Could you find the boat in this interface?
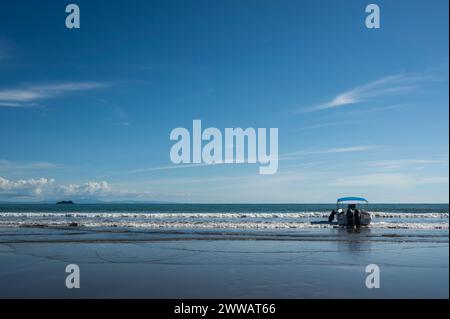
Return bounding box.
[329,197,373,227]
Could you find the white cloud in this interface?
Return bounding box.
[0,177,55,197]
[0,176,164,201]
[300,73,436,113]
[54,181,111,197]
[0,82,108,108]
[0,177,113,200]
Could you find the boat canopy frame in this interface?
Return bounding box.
[336,197,369,210]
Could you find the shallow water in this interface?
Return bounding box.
[0,236,447,298]
[0,204,448,298]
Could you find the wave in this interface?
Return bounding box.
[1,211,447,230]
[0,220,448,230]
[0,211,448,219]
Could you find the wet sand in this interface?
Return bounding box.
[0,226,448,298]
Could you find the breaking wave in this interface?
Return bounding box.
[0,213,448,230]
[0,211,448,219]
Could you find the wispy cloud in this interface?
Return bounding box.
[299,73,437,113]
[297,104,407,130]
[0,82,108,108]
[105,163,221,178]
[344,103,407,116]
[0,102,40,108]
[297,121,345,131]
[333,173,449,188]
[0,159,58,172]
[283,145,380,158]
[367,159,448,170]
[105,145,378,178]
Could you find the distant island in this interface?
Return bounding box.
[56,200,74,205]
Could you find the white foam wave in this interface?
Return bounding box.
[0,220,447,230]
[0,211,447,219]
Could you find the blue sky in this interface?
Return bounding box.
[0,0,448,203]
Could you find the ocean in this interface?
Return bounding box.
[0,203,448,231]
[0,203,448,298]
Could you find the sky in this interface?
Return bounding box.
[0,0,448,203]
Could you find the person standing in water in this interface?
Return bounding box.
[328,209,337,222]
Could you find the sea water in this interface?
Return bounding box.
[0,203,447,236]
[0,203,448,298]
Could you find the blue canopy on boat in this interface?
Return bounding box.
[337,197,368,203]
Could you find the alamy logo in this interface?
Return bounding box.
[65,264,80,289]
[170,120,278,174]
[365,4,380,29]
[365,264,380,289]
[65,4,80,29]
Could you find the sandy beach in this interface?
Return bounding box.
[0,225,448,298]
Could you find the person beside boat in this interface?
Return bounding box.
[328,209,337,222]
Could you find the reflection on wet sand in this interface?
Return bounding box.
[336,228,373,254]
